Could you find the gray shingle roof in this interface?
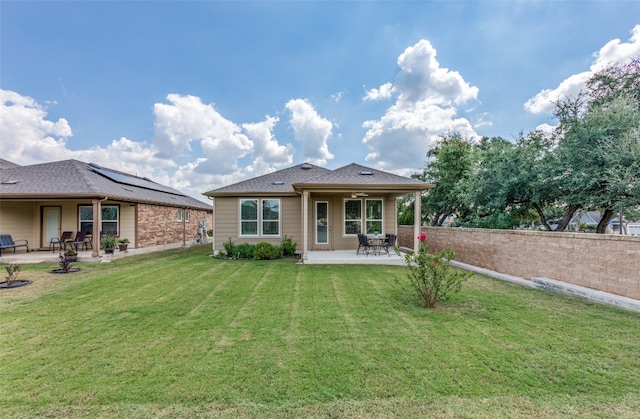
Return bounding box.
[205,163,331,196]
[0,159,211,210]
[205,162,431,197]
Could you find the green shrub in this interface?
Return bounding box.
[280,235,297,257]
[254,242,282,260]
[396,236,471,308]
[235,243,255,259]
[223,237,236,258]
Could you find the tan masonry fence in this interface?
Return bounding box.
[397,226,640,300]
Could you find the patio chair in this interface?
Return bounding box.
[69,231,91,251]
[50,231,73,252]
[0,234,30,256]
[356,233,372,256]
[381,234,397,257]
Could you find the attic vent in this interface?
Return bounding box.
[122,187,133,192]
[1,180,19,185]
[300,164,312,170]
[358,171,374,175]
[272,180,285,185]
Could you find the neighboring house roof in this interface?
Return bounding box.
[0,159,211,210]
[204,162,432,197]
[571,211,602,226]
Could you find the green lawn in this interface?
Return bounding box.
[1,245,639,418]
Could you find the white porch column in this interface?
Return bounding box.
[413,191,422,255]
[92,199,101,257]
[302,190,309,260]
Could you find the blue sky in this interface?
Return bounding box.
[2,1,639,202]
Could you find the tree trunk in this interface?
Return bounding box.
[533,203,552,231]
[555,204,580,232]
[596,208,615,234]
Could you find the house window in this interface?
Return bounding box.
[262,199,280,236]
[78,205,119,236]
[177,210,190,222]
[240,198,280,236]
[344,199,362,235]
[365,199,383,235]
[343,198,383,236]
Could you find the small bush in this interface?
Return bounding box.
[280,235,297,257]
[223,237,236,258]
[4,264,19,285]
[235,243,255,259]
[396,235,471,308]
[254,242,282,260]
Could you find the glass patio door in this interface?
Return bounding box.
[316,201,328,244]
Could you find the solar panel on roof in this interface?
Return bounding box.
[88,164,185,196]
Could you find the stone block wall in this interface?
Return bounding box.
[398,226,640,300]
[137,203,212,247]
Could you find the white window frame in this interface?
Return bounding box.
[239,198,281,237]
[365,199,384,235]
[78,204,120,236]
[315,201,329,244]
[343,198,362,236]
[343,198,384,236]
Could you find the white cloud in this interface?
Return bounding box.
[363,82,395,101]
[153,94,253,175]
[525,24,640,115]
[242,116,294,166]
[361,40,481,173]
[0,89,73,164]
[331,90,346,103]
[285,98,334,166]
[363,102,478,174]
[395,40,479,107]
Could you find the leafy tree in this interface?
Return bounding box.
[416,132,474,226]
[553,59,640,232]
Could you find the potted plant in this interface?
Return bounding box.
[63,247,78,262]
[117,238,130,251]
[100,235,117,254]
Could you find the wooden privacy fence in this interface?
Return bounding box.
[397,226,640,300]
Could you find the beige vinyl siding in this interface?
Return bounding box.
[214,196,302,251]
[0,201,37,245]
[118,203,136,247]
[309,194,398,251]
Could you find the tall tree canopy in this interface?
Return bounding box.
[410,58,640,233]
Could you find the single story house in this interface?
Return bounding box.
[204,162,433,260]
[0,159,212,256]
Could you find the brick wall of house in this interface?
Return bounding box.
[398,226,640,300]
[137,203,212,247]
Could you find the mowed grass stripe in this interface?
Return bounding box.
[1,245,640,417]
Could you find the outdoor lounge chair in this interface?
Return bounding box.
[50,231,73,252]
[356,233,372,256]
[69,231,91,251]
[381,234,397,256]
[0,234,30,256]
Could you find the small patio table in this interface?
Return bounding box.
[367,236,385,255]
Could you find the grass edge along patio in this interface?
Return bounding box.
[1,245,640,417]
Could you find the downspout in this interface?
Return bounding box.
[414,191,422,255]
[182,207,187,247]
[208,196,215,253]
[302,190,309,260]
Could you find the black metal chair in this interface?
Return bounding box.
[69,231,90,251]
[50,231,73,252]
[356,233,372,256]
[381,234,397,256]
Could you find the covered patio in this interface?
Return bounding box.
[304,249,404,265]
